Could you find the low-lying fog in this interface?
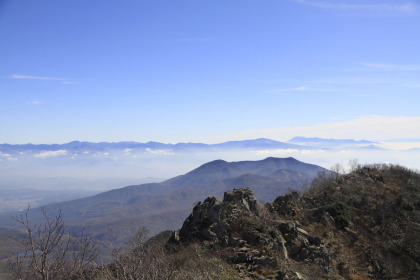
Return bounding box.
[1,140,419,213]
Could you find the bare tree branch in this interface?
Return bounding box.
[7,207,98,280]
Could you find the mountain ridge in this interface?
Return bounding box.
[0,157,329,246]
[162,164,420,279]
[1,137,382,153]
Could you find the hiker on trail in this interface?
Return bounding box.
[246,252,254,271]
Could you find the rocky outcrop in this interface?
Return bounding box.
[168,188,335,279]
[170,188,260,244]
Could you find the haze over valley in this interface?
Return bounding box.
[1,137,419,213]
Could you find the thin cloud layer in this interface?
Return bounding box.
[11,74,66,81]
[27,100,43,105]
[294,0,418,14]
[204,116,420,143]
[145,148,175,156]
[34,150,68,158]
[346,63,420,72]
[11,74,74,84]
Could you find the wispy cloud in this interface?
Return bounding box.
[34,150,68,158]
[271,86,339,94]
[273,86,311,92]
[294,0,418,15]
[400,82,420,88]
[11,74,75,84]
[145,148,175,156]
[27,100,43,105]
[252,145,420,171]
[62,81,79,85]
[12,74,66,81]
[348,93,379,98]
[203,116,420,143]
[361,63,420,72]
[0,152,12,159]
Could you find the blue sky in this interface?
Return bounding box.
[1,0,420,144]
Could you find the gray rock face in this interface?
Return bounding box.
[223,187,258,213]
[174,188,261,244]
[178,195,222,241]
[167,188,332,279]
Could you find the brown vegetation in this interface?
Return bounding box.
[5,162,419,279]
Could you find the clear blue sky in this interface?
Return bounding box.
[1,0,420,144]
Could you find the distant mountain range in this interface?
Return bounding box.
[0,138,299,152]
[0,137,383,155]
[0,157,329,245]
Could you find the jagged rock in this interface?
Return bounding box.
[177,195,222,242]
[310,245,332,273]
[209,221,227,237]
[167,188,330,278]
[223,187,258,213]
[167,230,180,245]
[172,188,264,245]
[285,240,301,258]
[278,220,295,233]
[162,162,420,280]
[297,227,322,246]
[272,191,300,216]
[199,228,216,240]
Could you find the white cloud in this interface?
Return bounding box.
[0,152,17,160]
[34,150,68,158]
[251,146,420,171]
[0,152,12,158]
[27,100,43,105]
[62,81,79,85]
[0,152,17,161]
[12,74,67,81]
[11,74,75,84]
[271,86,339,94]
[272,86,310,92]
[145,148,175,156]
[377,142,420,150]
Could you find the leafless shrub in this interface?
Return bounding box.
[97,226,176,280]
[6,206,98,280]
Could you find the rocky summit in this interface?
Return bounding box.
[39,163,416,280]
[167,164,420,279]
[168,188,333,279]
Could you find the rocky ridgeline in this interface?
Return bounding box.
[168,188,336,280]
